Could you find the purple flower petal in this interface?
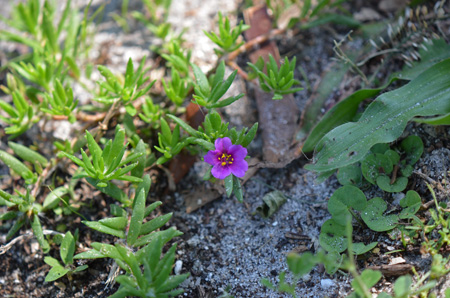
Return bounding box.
[229,159,248,177]
[228,144,247,160]
[215,137,232,153]
[211,164,231,179]
[204,150,220,166]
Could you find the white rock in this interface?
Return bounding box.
[174,260,183,275]
[320,279,335,289]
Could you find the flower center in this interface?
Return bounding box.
[218,153,234,166]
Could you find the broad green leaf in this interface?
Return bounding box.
[319,219,347,253]
[400,135,423,165]
[336,164,363,186]
[351,269,382,297]
[399,190,421,219]
[127,188,145,246]
[415,112,450,125]
[376,176,408,193]
[306,59,450,173]
[327,185,366,225]
[352,242,377,255]
[361,197,398,232]
[60,231,75,265]
[300,60,355,150]
[44,256,61,267]
[286,252,316,276]
[45,265,70,282]
[361,153,393,185]
[393,275,412,297]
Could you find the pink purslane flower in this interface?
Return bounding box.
[204,137,248,179]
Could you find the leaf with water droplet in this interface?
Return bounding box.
[306,58,450,173]
[361,197,398,232]
[319,219,348,253]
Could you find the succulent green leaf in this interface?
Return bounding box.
[82,220,126,238]
[0,150,36,184]
[127,188,146,246]
[8,142,48,167]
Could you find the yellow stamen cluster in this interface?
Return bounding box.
[218,153,234,166]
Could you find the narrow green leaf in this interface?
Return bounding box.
[224,175,233,197]
[31,214,50,253]
[8,142,48,167]
[43,186,69,210]
[232,175,243,202]
[127,188,146,246]
[82,220,126,238]
[140,213,172,236]
[60,231,75,265]
[167,114,200,137]
[192,63,210,96]
[99,217,128,230]
[0,150,36,184]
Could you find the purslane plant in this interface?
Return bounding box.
[95,57,155,116]
[74,176,188,297]
[191,61,244,109]
[58,126,144,189]
[248,54,303,100]
[204,11,250,55]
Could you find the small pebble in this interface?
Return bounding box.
[320,279,335,289]
[174,260,183,275]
